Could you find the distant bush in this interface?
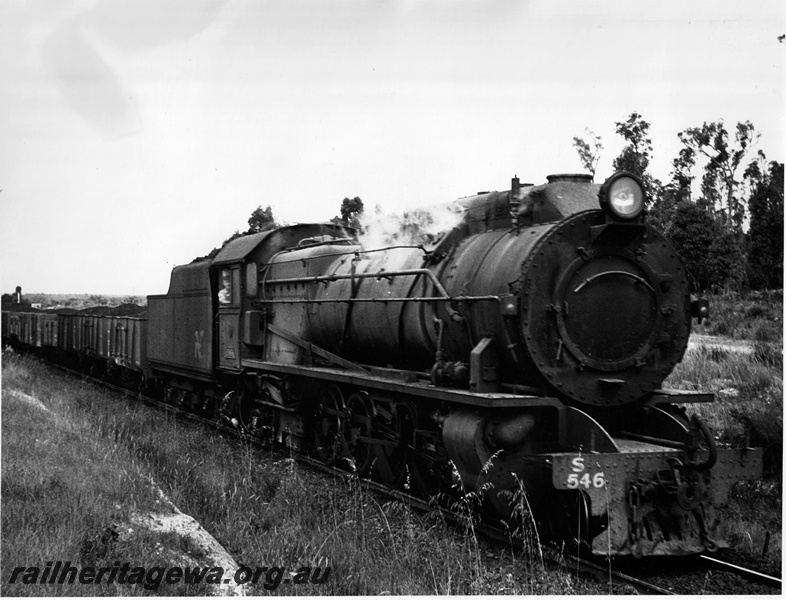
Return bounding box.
[694,290,783,342]
[706,319,732,337]
[754,321,782,343]
[746,305,764,318]
[20,293,147,311]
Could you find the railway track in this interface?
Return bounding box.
[699,555,782,588]
[29,354,784,595]
[616,552,783,595]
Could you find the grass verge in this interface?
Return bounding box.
[1,350,222,596]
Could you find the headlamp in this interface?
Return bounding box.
[600,173,645,221]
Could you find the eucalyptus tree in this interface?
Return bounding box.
[677,120,759,232]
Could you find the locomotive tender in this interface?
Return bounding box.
[3,171,761,557]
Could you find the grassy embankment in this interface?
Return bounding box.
[666,290,782,567]
[2,351,607,596]
[2,353,217,596]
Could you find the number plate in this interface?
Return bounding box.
[554,455,606,490]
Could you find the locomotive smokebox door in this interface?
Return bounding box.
[217,266,242,371]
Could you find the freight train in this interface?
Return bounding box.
[2,171,762,557]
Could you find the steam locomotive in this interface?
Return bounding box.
[2,171,761,557]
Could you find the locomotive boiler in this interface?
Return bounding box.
[4,171,762,558]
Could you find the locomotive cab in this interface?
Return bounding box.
[210,223,357,373]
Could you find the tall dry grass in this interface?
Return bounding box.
[1,350,218,595]
[666,345,782,473]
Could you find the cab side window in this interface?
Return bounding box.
[218,269,232,305]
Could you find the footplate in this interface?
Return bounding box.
[550,447,763,556]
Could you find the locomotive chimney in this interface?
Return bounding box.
[15,285,21,305]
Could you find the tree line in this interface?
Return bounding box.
[574,113,783,292]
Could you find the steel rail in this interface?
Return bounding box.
[552,552,675,595]
[699,555,782,589]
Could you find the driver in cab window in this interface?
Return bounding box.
[218,270,232,305]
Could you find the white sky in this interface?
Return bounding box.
[1,0,784,296]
